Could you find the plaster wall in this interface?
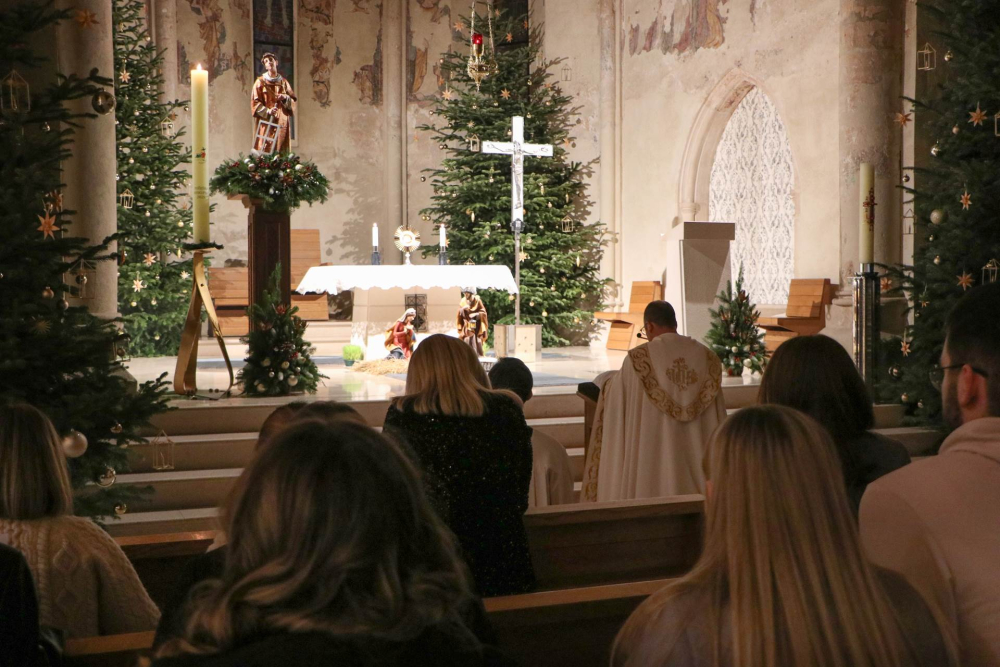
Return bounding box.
[617,0,841,306]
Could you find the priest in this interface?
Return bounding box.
[582,301,726,501]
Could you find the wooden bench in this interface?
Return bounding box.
[208,229,329,337]
[65,631,156,667]
[594,281,663,351]
[758,278,835,352]
[524,495,704,590]
[116,530,219,609]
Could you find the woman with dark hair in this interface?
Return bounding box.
[154,420,511,666]
[384,334,535,597]
[757,334,909,512]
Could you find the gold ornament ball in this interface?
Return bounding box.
[902,173,910,183]
[42,286,55,299]
[97,467,117,488]
[934,256,942,265]
[930,209,947,225]
[952,125,960,135]
[151,298,157,305]
[62,430,89,458]
[901,393,909,403]
[944,50,954,61]
[114,504,127,516]
[929,235,936,241]
[57,299,68,311]
[931,143,941,157]
[889,365,901,378]
[91,90,116,114]
[111,422,123,434]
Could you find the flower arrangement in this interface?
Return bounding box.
[210,151,329,213]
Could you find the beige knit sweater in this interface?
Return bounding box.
[0,516,160,638]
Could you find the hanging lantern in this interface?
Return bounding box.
[983,259,999,285]
[1,70,30,112]
[561,217,574,233]
[160,118,174,136]
[118,188,135,209]
[65,260,96,299]
[468,133,481,152]
[110,331,131,363]
[466,1,498,91]
[917,43,936,71]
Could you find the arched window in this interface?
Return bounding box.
[708,87,795,305]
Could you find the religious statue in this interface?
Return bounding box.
[384,308,417,359]
[251,52,297,155]
[457,288,489,356]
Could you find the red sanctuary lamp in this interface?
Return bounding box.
[466,2,497,90]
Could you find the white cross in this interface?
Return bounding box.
[480,116,553,325]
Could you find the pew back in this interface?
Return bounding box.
[116,530,218,609]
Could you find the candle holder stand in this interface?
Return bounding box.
[852,262,881,395]
[438,248,449,265]
[371,248,382,265]
[174,246,234,397]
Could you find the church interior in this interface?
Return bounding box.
[2,0,999,664]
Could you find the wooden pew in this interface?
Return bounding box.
[524,495,704,590]
[116,530,218,609]
[594,281,663,351]
[758,278,835,352]
[65,631,155,667]
[289,229,329,321]
[486,577,671,667]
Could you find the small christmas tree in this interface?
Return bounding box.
[706,267,768,376]
[238,266,322,396]
[113,0,193,356]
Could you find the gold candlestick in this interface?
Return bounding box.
[174,248,234,396]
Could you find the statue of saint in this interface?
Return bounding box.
[251,52,297,154]
[457,288,489,357]
[385,308,417,359]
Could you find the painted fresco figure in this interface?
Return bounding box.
[251,52,297,154]
[457,288,489,357]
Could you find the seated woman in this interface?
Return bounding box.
[383,334,535,597]
[153,420,511,667]
[757,334,910,513]
[613,406,952,667]
[0,403,159,637]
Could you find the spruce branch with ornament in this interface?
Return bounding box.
[113,0,193,356]
[705,266,768,376]
[417,7,609,347]
[881,0,1000,428]
[238,266,324,396]
[211,151,330,213]
[0,0,168,521]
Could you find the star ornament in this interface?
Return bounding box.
[75,9,98,28]
[500,88,511,100]
[453,20,464,32]
[31,318,52,336]
[894,111,912,128]
[37,211,60,239]
[132,276,145,292]
[504,32,514,43]
[969,103,987,126]
[442,88,454,101]
[119,68,131,83]
[142,252,157,267]
[901,340,912,357]
[957,272,975,290]
[180,270,191,280]
[960,190,972,210]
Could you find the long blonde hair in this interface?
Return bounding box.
[0,403,74,520]
[395,334,513,417]
[156,420,473,658]
[615,406,927,667]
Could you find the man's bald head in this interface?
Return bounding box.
[643,300,678,341]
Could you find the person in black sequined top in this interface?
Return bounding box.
[384,334,536,597]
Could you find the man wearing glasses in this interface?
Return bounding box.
[860,283,1000,666]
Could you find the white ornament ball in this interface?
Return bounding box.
[262,358,271,367]
[62,430,89,458]
[743,358,753,368]
[256,383,266,392]
[288,376,299,386]
[277,372,284,381]
[295,164,303,171]
[731,346,739,353]
[281,361,290,369]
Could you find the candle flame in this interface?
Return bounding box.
[196,63,203,71]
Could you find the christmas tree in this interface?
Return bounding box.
[705,267,768,376]
[418,10,609,348]
[238,266,323,396]
[0,1,167,520]
[884,2,1000,426]
[113,0,193,356]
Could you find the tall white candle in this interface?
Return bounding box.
[858,163,875,265]
[440,223,447,249]
[372,223,379,248]
[191,64,210,243]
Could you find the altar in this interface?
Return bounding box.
[295,264,518,359]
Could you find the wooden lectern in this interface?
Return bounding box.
[230,194,291,316]
[594,281,664,351]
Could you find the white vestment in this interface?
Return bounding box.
[581,333,726,502]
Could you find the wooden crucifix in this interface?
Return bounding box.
[481,116,553,325]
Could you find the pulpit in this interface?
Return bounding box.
[663,221,736,342]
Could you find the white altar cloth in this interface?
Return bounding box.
[295,264,519,295]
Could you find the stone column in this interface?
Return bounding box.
[56,0,118,319]
[599,0,622,306]
[838,0,904,285]
[382,0,405,258]
[153,0,179,103]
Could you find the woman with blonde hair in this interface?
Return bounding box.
[0,403,159,637]
[613,406,951,667]
[154,419,511,666]
[383,334,535,597]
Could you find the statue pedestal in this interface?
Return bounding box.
[231,194,291,315]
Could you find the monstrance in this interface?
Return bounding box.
[394,226,422,265]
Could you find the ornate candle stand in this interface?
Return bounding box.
[438,245,449,265]
[371,246,382,265]
[852,262,881,394]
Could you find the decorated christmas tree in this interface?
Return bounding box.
[238,266,323,396]
[418,10,609,348]
[884,2,1000,426]
[113,0,193,356]
[0,1,167,520]
[705,267,768,376]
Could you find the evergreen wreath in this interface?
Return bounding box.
[211,151,329,213]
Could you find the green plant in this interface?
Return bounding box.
[705,266,768,376]
[238,266,323,396]
[211,151,330,213]
[342,344,364,362]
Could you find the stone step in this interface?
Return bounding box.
[116,468,242,513]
